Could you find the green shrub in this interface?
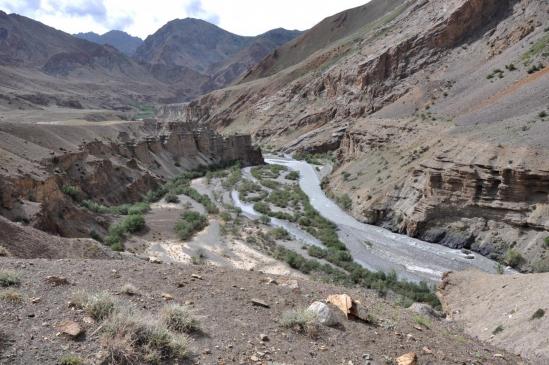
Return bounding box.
[175,211,208,240]
[122,214,146,233]
[0,271,20,287]
[286,171,300,180]
[161,304,200,333]
[531,308,545,320]
[504,249,524,268]
[62,185,80,201]
[544,237,549,248]
[270,227,291,240]
[492,325,504,335]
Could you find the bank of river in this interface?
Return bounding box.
[232,157,509,283]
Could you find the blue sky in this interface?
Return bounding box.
[0,0,370,38]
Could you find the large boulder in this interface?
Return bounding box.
[307,301,339,326]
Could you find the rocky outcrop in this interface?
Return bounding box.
[0,121,263,238]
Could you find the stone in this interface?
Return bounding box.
[251,298,270,308]
[422,346,433,354]
[307,301,339,326]
[327,294,353,318]
[191,274,203,280]
[259,333,269,341]
[396,352,417,365]
[148,256,162,264]
[57,320,84,338]
[161,293,174,301]
[408,303,442,318]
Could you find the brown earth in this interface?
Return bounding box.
[0,258,524,365]
[438,270,549,364]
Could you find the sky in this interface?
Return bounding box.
[0,0,370,39]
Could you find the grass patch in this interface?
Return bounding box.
[522,33,549,63]
[165,193,180,204]
[121,283,140,296]
[71,291,117,321]
[175,211,208,240]
[531,308,545,320]
[58,355,84,365]
[101,309,189,364]
[0,289,23,303]
[280,308,319,337]
[161,304,201,334]
[0,271,21,287]
[335,193,352,210]
[414,315,432,329]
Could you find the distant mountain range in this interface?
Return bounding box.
[74,30,143,56]
[0,12,302,109]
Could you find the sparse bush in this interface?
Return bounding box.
[121,283,139,296]
[544,237,549,248]
[540,111,548,119]
[286,171,300,180]
[492,325,504,335]
[175,211,208,240]
[62,185,80,201]
[190,249,207,265]
[101,309,189,364]
[259,215,270,225]
[495,263,505,275]
[0,271,20,287]
[71,291,117,321]
[0,246,9,257]
[0,289,22,303]
[161,304,200,334]
[58,355,84,365]
[280,308,319,337]
[504,249,525,268]
[414,315,432,329]
[90,230,103,243]
[336,194,352,210]
[270,227,291,240]
[531,308,545,320]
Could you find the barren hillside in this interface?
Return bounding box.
[165,0,549,272]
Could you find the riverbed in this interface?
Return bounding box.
[232,156,507,283]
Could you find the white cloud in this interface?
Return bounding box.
[0,0,370,38]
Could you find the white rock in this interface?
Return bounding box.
[307,301,339,326]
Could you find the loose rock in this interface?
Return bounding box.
[307,301,339,326]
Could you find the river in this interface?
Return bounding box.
[232,157,508,283]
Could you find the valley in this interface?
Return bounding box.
[0,0,547,363]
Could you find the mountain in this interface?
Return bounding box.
[74,30,143,56]
[134,18,301,91]
[168,0,549,274]
[0,10,173,110]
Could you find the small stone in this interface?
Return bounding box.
[250,355,259,362]
[83,316,95,324]
[30,297,41,304]
[251,298,270,308]
[191,274,203,280]
[149,256,162,264]
[396,352,417,365]
[362,353,372,360]
[161,293,174,301]
[57,320,84,338]
[493,354,504,358]
[203,348,211,354]
[259,334,269,342]
[422,346,433,354]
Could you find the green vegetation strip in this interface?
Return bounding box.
[247,165,440,308]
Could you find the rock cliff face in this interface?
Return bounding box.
[0,121,263,238]
[162,0,549,270]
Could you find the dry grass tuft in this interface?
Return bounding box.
[280,308,320,337]
[161,304,201,334]
[0,289,23,303]
[70,290,117,321]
